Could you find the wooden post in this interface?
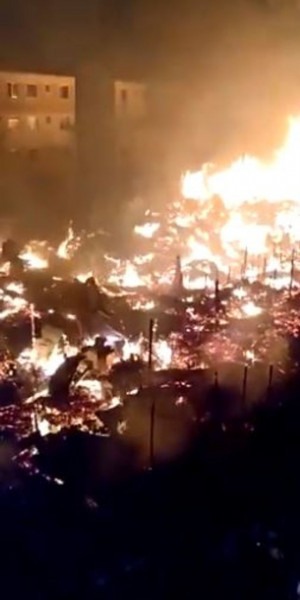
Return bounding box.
[242,365,248,409]
[227,266,231,285]
[148,318,154,371]
[215,276,219,311]
[148,318,155,470]
[262,256,267,281]
[242,248,248,279]
[30,303,36,351]
[289,249,295,297]
[266,364,274,402]
[214,371,219,389]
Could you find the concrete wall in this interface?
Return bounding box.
[0,71,75,151]
[76,65,196,220]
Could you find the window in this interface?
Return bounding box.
[45,116,52,124]
[45,85,50,92]
[60,85,69,99]
[120,89,128,105]
[60,116,72,130]
[7,83,19,99]
[27,84,38,98]
[7,117,19,130]
[27,116,38,130]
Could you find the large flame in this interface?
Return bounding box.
[178,116,300,273]
[182,117,300,207]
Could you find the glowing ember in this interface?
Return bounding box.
[37,417,51,437]
[130,299,155,311]
[74,379,103,401]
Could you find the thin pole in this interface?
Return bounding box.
[148,318,154,371]
[242,365,248,409]
[30,303,36,351]
[205,273,209,291]
[242,248,248,279]
[289,249,295,297]
[227,266,231,285]
[266,364,274,402]
[262,256,267,281]
[214,371,219,389]
[148,318,155,470]
[215,276,219,312]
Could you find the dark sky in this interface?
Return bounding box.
[0,0,299,75]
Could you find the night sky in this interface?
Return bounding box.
[0,0,299,75]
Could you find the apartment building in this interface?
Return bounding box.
[76,65,191,213]
[76,65,156,208]
[0,71,75,154]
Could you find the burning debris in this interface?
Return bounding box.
[1,117,300,476]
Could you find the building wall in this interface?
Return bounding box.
[0,71,75,152]
[114,80,147,121]
[77,65,192,220]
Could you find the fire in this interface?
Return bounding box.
[57,224,75,259]
[122,338,143,361]
[182,117,300,207]
[154,339,173,369]
[74,379,103,401]
[20,247,48,270]
[5,282,25,295]
[134,223,160,238]
[221,215,270,256]
[75,272,93,283]
[18,342,78,378]
[130,298,156,311]
[241,301,263,318]
[108,262,147,289]
[103,119,300,293]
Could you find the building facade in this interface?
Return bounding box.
[0,71,75,154]
[76,65,196,222]
[76,68,148,206]
[76,65,183,221]
[0,71,76,237]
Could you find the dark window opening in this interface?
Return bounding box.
[7,83,19,99]
[120,89,128,104]
[60,116,72,130]
[60,86,69,99]
[27,85,38,98]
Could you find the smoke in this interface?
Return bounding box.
[131,0,300,164]
[0,1,300,225]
